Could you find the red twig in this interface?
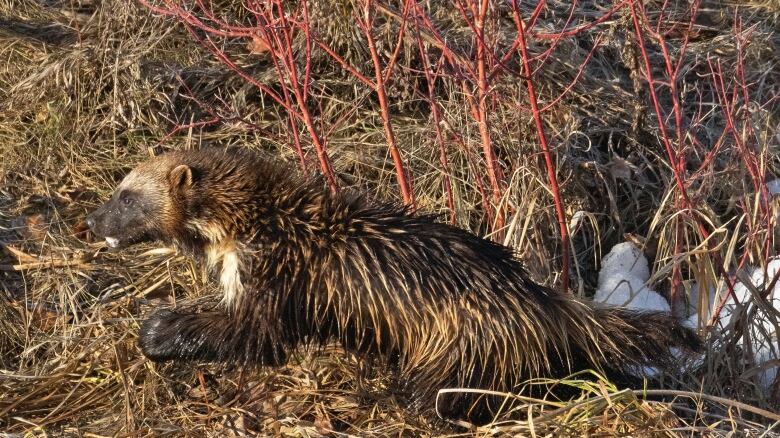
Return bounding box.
[629,0,741,319]
[539,36,602,112]
[300,2,314,101]
[705,25,773,324]
[382,0,412,83]
[531,0,630,40]
[144,0,338,191]
[643,0,700,316]
[417,42,456,223]
[463,0,506,234]
[313,39,376,89]
[511,1,569,292]
[270,0,338,192]
[358,0,414,206]
[248,7,308,175]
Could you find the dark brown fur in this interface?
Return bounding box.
[87,147,701,420]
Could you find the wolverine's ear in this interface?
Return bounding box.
[168,164,193,191]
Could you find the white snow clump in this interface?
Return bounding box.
[594,242,670,313]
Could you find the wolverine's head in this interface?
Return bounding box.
[86,155,194,249]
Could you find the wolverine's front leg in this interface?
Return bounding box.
[139,308,288,365]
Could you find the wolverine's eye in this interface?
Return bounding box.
[120,192,135,207]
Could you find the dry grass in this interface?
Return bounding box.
[1,0,779,435]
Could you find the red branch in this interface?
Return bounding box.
[416,42,456,223]
[358,0,415,206]
[511,1,569,293]
[629,0,740,318]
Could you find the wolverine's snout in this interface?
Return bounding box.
[86,201,121,247]
[85,205,105,236]
[86,190,155,249]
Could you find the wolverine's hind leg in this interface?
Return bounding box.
[139,308,288,364]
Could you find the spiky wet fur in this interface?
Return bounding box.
[133,148,700,419]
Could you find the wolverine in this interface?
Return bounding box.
[86,147,700,419]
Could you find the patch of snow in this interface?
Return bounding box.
[683,312,700,329]
[689,258,780,390]
[594,243,780,389]
[689,274,751,329]
[598,242,650,286]
[746,260,780,389]
[755,341,780,390]
[595,277,670,313]
[594,242,669,313]
[568,210,587,231]
[766,179,780,196]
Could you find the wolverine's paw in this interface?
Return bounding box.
[138,309,181,362]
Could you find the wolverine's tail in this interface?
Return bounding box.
[584,305,702,377]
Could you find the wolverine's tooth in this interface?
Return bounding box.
[105,237,120,248]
